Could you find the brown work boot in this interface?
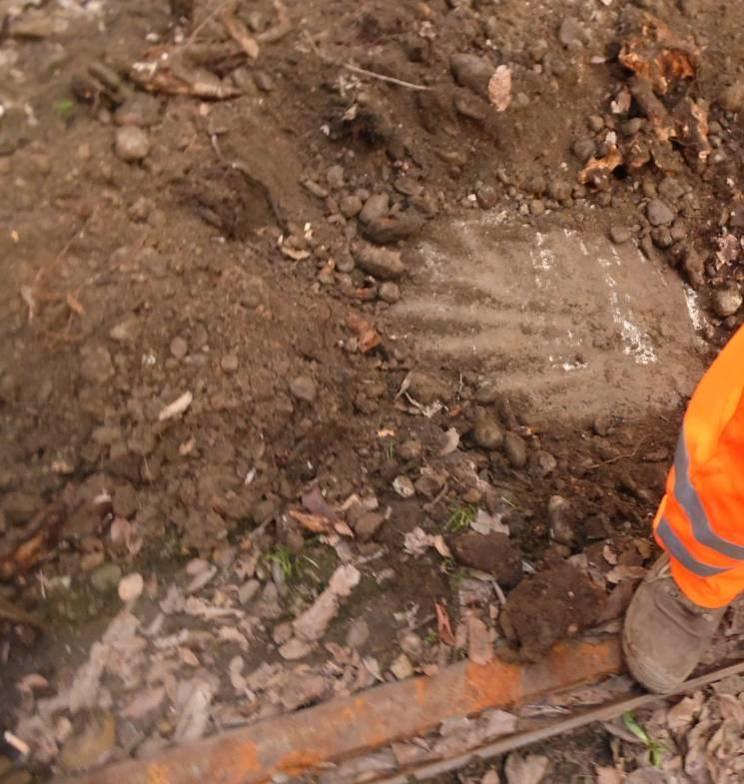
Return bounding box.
[623,554,727,693]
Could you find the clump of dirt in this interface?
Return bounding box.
[499,563,607,660]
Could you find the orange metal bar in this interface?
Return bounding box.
[62,637,623,784]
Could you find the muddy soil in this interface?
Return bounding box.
[1,0,744,781]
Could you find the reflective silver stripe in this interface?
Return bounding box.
[674,434,744,560]
[656,518,729,577]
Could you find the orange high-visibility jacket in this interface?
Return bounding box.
[654,325,744,609]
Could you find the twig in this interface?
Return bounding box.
[376,659,744,784]
[303,30,430,92]
[341,63,431,92]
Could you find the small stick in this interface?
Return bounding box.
[342,63,431,92]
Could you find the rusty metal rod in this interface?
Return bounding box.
[62,638,623,784]
[379,658,744,783]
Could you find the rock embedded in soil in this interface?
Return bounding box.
[289,375,317,403]
[450,53,493,97]
[353,243,405,280]
[220,353,239,373]
[359,212,425,245]
[405,370,452,404]
[339,194,363,218]
[354,511,385,542]
[504,432,528,468]
[346,618,370,649]
[114,126,150,163]
[548,495,576,547]
[718,82,744,112]
[379,281,401,304]
[449,532,523,587]
[90,563,122,593]
[609,225,631,244]
[571,137,596,163]
[473,415,504,450]
[712,286,743,318]
[398,439,423,462]
[559,16,585,48]
[169,336,188,359]
[80,345,114,384]
[114,94,161,127]
[1,490,44,525]
[359,193,390,224]
[646,199,675,227]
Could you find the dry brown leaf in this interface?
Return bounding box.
[467,615,493,665]
[65,292,84,315]
[667,691,704,733]
[130,60,241,99]
[579,147,624,185]
[595,767,624,784]
[605,564,647,584]
[346,312,382,353]
[288,509,332,534]
[220,11,260,59]
[436,601,456,646]
[488,65,512,112]
[505,752,549,784]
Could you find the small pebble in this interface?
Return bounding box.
[118,572,144,603]
[114,126,150,163]
[379,281,401,304]
[712,287,743,318]
[609,225,631,244]
[646,199,675,227]
[221,354,239,373]
[170,336,188,359]
[504,432,528,468]
[289,375,317,403]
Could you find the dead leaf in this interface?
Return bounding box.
[158,391,193,421]
[439,427,460,456]
[605,564,647,584]
[302,486,338,520]
[505,752,549,784]
[220,9,260,59]
[403,527,452,558]
[596,767,624,784]
[602,544,618,565]
[467,615,493,665]
[288,509,354,538]
[471,509,509,536]
[121,686,166,719]
[435,601,456,646]
[131,60,241,99]
[579,147,624,185]
[488,65,512,112]
[618,13,699,96]
[346,312,382,353]
[667,691,704,733]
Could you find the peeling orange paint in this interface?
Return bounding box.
[64,637,624,784]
